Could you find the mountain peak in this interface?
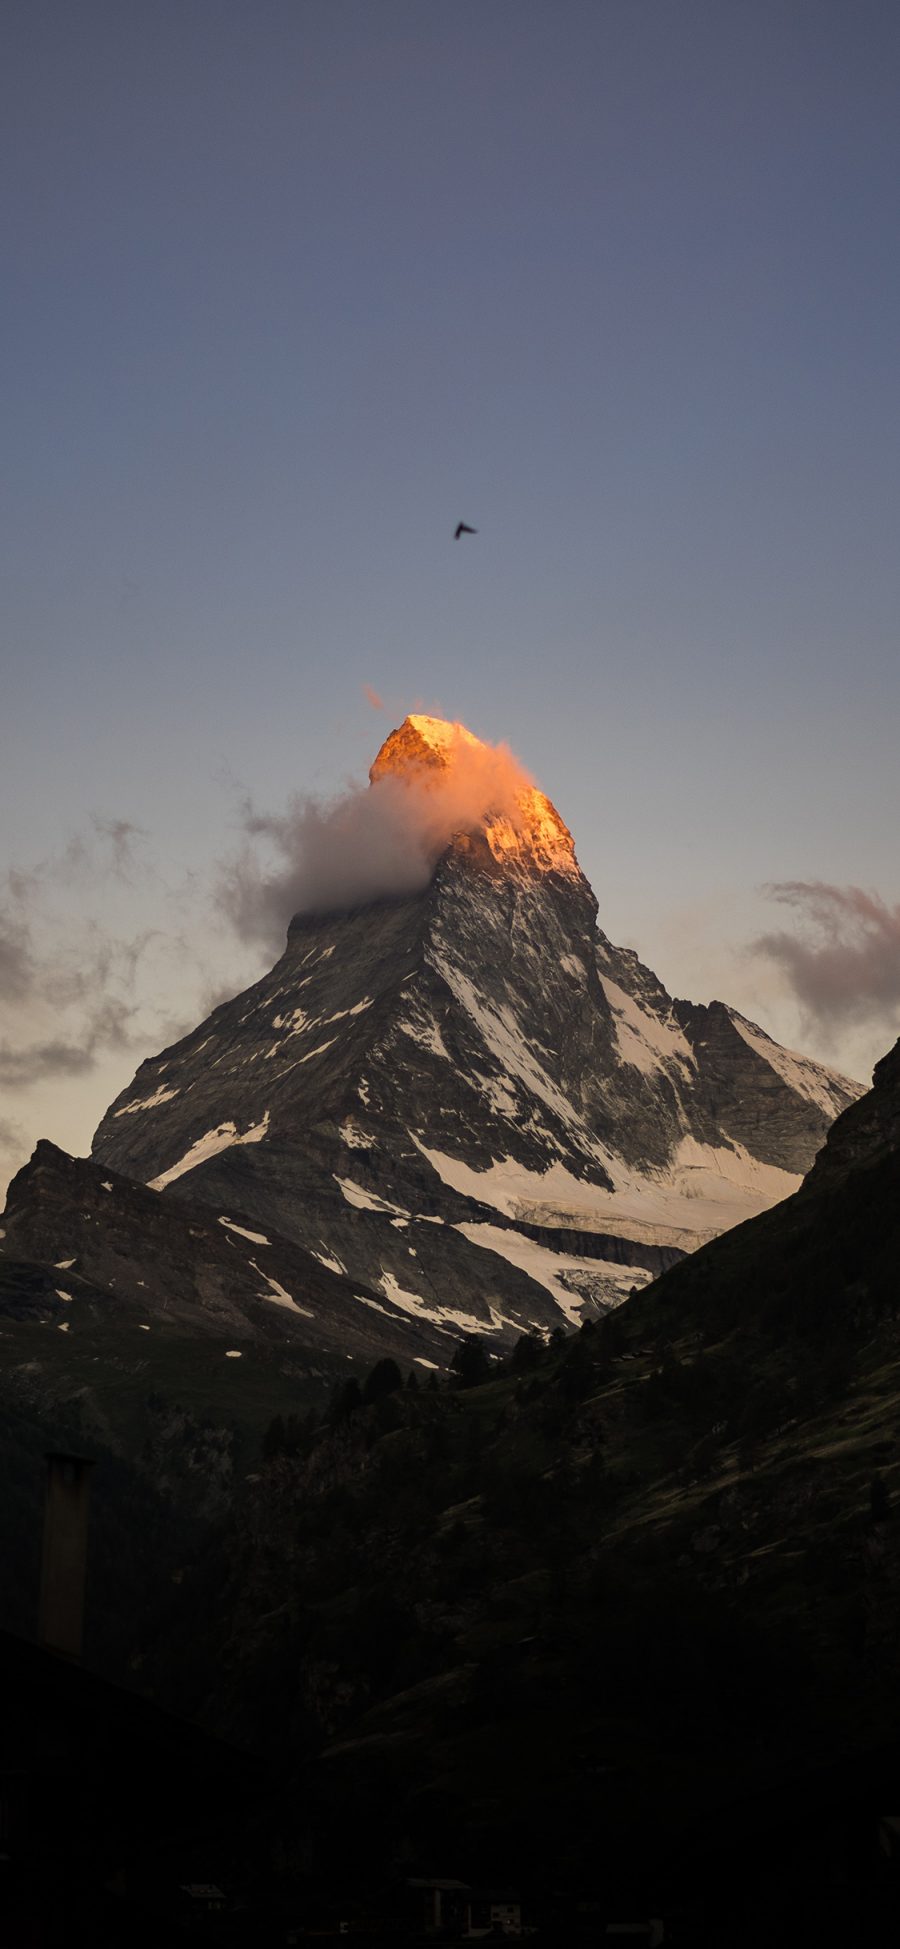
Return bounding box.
[369,714,578,878]
[369,714,483,781]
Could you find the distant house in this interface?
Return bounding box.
[465,1888,524,1936]
[407,1877,471,1934]
[407,1877,524,1936]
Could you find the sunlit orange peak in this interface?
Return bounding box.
[369,714,578,876]
[369,713,482,780]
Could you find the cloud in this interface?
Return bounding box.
[363,684,385,711]
[0,1112,28,1189]
[90,815,148,880]
[0,806,270,1201]
[753,882,900,1030]
[0,909,34,1000]
[0,995,142,1090]
[219,725,535,945]
[0,829,162,1095]
[0,1040,96,1086]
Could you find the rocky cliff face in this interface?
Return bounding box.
[800,1035,900,1194]
[80,714,860,1346]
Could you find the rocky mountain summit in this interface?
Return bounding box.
[66,713,859,1353]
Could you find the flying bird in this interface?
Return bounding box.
[454,522,478,539]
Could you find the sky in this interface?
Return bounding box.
[2,0,900,1198]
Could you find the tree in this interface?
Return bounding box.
[451,1335,492,1389]
[509,1331,543,1374]
[262,1414,286,1460]
[558,1335,595,1403]
[328,1377,363,1424]
[363,1357,403,1405]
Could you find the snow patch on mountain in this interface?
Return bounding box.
[454,1221,651,1324]
[354,1292,393,1317]
[272,1007,312,1034]
[470,1070,520,1118]
[313,1248,347,1275]
[377,1267,512,1339]
[114,1084,179,1117]
[599,974,696,1077]
[219,1216,271,1245]
[148,1112,270,1191]
[294,1038,338,1065]
[414,1140,620,1225]
[415,1133,799,1249]
[378,1269,432,1319]
[336,1178,410,1219]
[399,1017,451,1058]
[250,1260,314,1315]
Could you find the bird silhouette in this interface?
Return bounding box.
[454,522,477,539]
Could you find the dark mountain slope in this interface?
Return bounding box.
[140,1036,900,1927]
[2,1140,455,1363]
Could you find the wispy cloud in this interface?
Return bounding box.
[0,1040,97,1086]
[754,881,900,1033]
[0,909,34,1001]
[0,1112,28,1190]
[90,815,148,881]
[0,809,266,1197]
[0,827,167,1093]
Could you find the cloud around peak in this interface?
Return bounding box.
[218,719,539,946]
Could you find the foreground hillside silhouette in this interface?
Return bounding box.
[130,1035,900,1942]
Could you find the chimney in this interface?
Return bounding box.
[38,1453,94,1660]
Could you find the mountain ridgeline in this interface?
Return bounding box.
[87,716,858,1346]
[1,717,857,1387]
[2,715,860,1379]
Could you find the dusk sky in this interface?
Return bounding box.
[3,0,900,1197]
